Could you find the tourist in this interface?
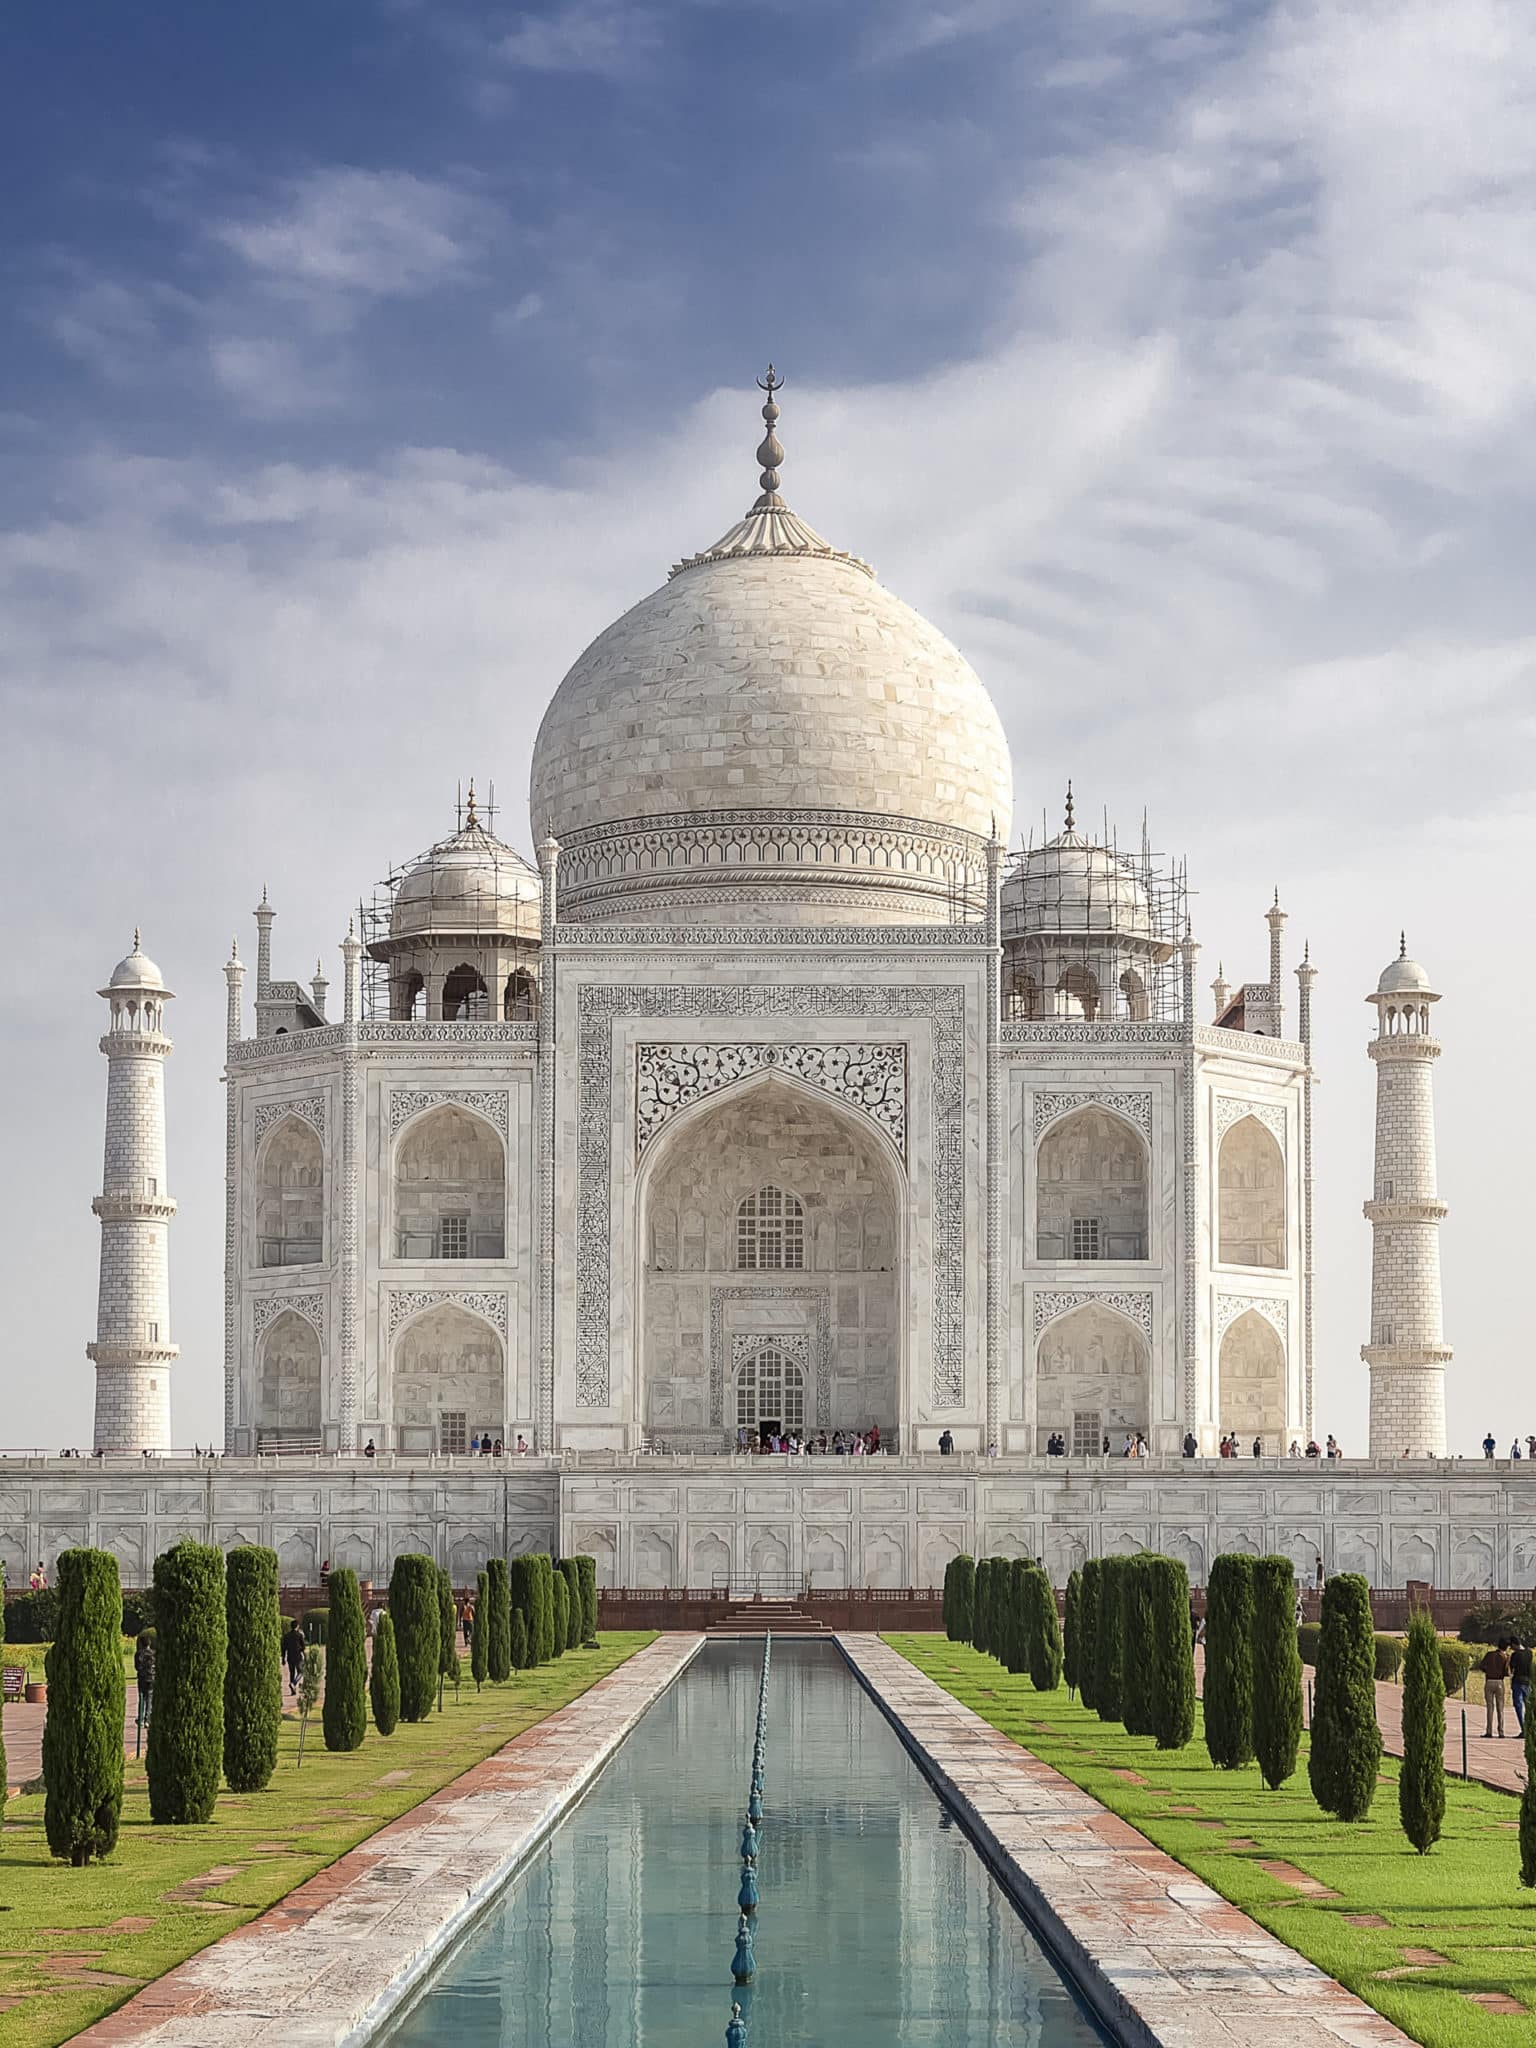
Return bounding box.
[1483,1431,1498,1459]
[1314,1554,1324,1589]
[1182,1431,1197,1458]
[1512,1440,1523,1460]
[29,1559,47,1591]
[938,1429,954,1456]
[283,1618,306,1695]
[1527,1436,1536,1461]
[869,1423,880,1452]
[1252,1436,1262,1459]
[1481,1639,1512,1737]
[493,1437,505,1455]
[1289,1439,1302,1457]
[1325,1435,1341,1460]
[818,1432,830,1454]
[364,1437,377,1458]
[133,1628,155,1714]
[515,1435,529,1454]
[1510,1637,1532,1734]
[1101,1434,1110,1455]
[480,1435,493,1456]
[319,1557,331,1592]
[470,1433,481,1454]
[1305,1438,1321,1458]
[368,1602,382,1640]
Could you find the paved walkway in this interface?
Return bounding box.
[66,1634,702,2047]
[4,1683,145,1792]
[842,1633,1415,2048]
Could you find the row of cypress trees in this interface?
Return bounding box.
[466,1553,598,1692]
[1061,1553,1197,1750]
[942,1553,1063,1692]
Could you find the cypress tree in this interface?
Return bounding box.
[224,1545,281,1792]
[552,1570,570,1657]
[147,1540,226,1825]
[1027,1567,1063,1692]
[1399,1608,1444,1853]
[1203,1554,1256,1770]
[1252,1555,1303,1790]
[507,1555,534,1666]
[576,1555,598,1645]
[1003,1560,1030,1674]
[390,1554,441,1723]
[942,1556,956,1637]
[487,1557,512,1682]
[531,1555,556,1662]
[322,1567,368,1752]
[1149,1556,1197,1750]
[1309,1572,1382,1820]
[510,1606,530,1673]
[1094,1556,1126,1722]
[559,1558,583,1650]
[43,1548,124,1865]
[1063,1568,1083,1695]
[471,1569,490,1690]
[1121,1556,1158,1736]
[371,1611,400,1735]
[437,1568,460,1700]
[971,1559,993,1657]
[1521,1656,1536,1887]
[950,1555,975,1644]
[1077,1560,1101,1711]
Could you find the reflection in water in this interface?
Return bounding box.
[384,1640,1103,2047]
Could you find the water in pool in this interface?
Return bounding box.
[383,1639,1105,2046]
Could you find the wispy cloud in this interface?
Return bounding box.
[213,167,488,302]
[493,1,663,77]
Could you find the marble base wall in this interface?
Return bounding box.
[5,1456,1534,1593]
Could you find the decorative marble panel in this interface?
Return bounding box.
[578,983,964,1409]
[1215,1294,1289,1344]
[1033,1288,1153,1340]
[710,1287,831,1441]
[254,1095,327,1146]
[388,1087,511,1140]
[385,1288,509,1339]
[635,1042,906,1159]
[1032,1090,1152,1143]
[251,1291,326,1343]
[1215,1097,1286,1144]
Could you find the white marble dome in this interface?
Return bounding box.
[390,813,540,943]
[529,389,1012,925]
[1004,828,1154,940]
[108,933,166,990]
[1376,945,1437,999]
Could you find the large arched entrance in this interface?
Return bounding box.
[1218,1308,1287,1451]
[1034,1301,1149,1454]
[638,1074,903,1447]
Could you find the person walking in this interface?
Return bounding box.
[1480,1639,1511,1737]
[319,1557,331,1593]
[283,1618,307,1696]
[1511,1636,1532,1735]
[134,1627,156,1720]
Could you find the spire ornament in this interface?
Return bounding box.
[1063,781,1075,833]
[754,365,785,508]
[465,778,480,829]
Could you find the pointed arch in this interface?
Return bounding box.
[255,1308,323,1440]
[1218,1307,1287,1451]
[255,1115,324,1268]
[1036,1105,1148,1261]
[394,1102,505,1260]
[390,1299,505,1453]
[1034,1299,1149,1453]
[1218,1114,1286,1268]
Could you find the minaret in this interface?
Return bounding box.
[1210,962,1230,1020]
[253,887,275,1037]
[1362,937,1450,1458]
[88,933,177,1451]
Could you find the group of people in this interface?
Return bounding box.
[734,1427,884,1456]
[1482,1434,1536,1461]
[1478,1636,1533,1737]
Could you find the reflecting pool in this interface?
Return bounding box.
[382,1639,1105,2047]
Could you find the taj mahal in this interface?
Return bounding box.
[17,373,1525,1599]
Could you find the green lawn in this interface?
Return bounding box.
[886,1635,1536,2048]
[0,1635,655,2048]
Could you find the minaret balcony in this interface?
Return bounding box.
[93,1193,178,1222]
[86,1340,180,1367]
[1360,1342,1453,1366]
[1361,1197,1448,1224]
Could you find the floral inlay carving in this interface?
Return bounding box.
[635,1042,905,1159]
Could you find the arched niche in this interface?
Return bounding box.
[394,1104,505,1260]
[255,1309,322,1439]
[1034,1301,1149,1454]
[1036,1107,1148,1262]
[1218,1115,1285,1268]
[503,967,538,1021]
[640,1073,902,1443]
[256,1116,324,1268]
[1218,1309,1286,1451]
[1119,967,1150,1021]
[442,962,489,1020]
[391,1301,504,1454]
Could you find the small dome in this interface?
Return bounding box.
[390,810,540,943]
[1003,828,1154,941]
[1375,936,1436,997]
[109,932,165,989]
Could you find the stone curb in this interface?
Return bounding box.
[837,1636,1416,2048]
[68,1636,704,2048]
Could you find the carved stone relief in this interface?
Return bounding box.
[635,1042,906,1159]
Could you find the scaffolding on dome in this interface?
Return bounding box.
[356,782,539,1022]
[1001,803,1191,1024]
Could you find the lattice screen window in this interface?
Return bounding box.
[1071,1410,1101,1458]
[440,1410,467,1453]
[736,1348,806,1432]
[440,1214,470,1260]
[735,1185,805,1271]
[1070,1216,1102,1260]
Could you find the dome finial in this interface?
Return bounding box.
[133,925,141,951]
[465,778,479,829]
[754,365,785,508]
[1063,780,1075,832]
[1399,929,1407,959]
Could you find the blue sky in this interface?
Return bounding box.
[3,0,1532,1451]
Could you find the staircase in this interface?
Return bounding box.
[705,1599,829,1637]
